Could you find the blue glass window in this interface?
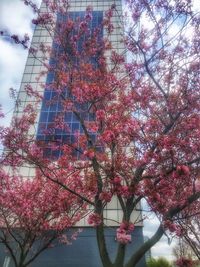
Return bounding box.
[37,11,103,159]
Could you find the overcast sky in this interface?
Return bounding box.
[0,0,179,261]
[0,0,41,127]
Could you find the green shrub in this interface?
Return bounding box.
[147,257,172,267]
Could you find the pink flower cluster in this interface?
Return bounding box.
[116,222,135,244]
[175,257,194,267]
[113,176,121,185]
[111,177,132,198]
[119,185,132,198]
[99,191,112,202]
[32,13,52,26]
[11,34,30,49]
[96,110,106,120]
[83,149,95,159]
[101,130,115,143]
[88,213,102,226]
[164,220,182,236]
[176,165,190,176]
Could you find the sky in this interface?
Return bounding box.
[0,0,181,262]
[0,0,41,127]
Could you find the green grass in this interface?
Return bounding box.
[147,257,172,267]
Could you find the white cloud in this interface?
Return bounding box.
[0,0,41,126]
[0,39,28,125]
[192,0,200,12]
[0,0,34,37]
[152,238,176,261]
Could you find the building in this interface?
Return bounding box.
[1,1,146,267]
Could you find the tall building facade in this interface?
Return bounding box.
[1,1,146,267]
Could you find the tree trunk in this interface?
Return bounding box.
[125,225,164,267]
[96,225,114,267]
[114,243,126,267]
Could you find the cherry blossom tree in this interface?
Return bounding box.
[0,0,200,267]
[0,174,84,267]
[179,217,200,261]
[173,237,197,260]
[174,202,200,261]
[0,171,83,267]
